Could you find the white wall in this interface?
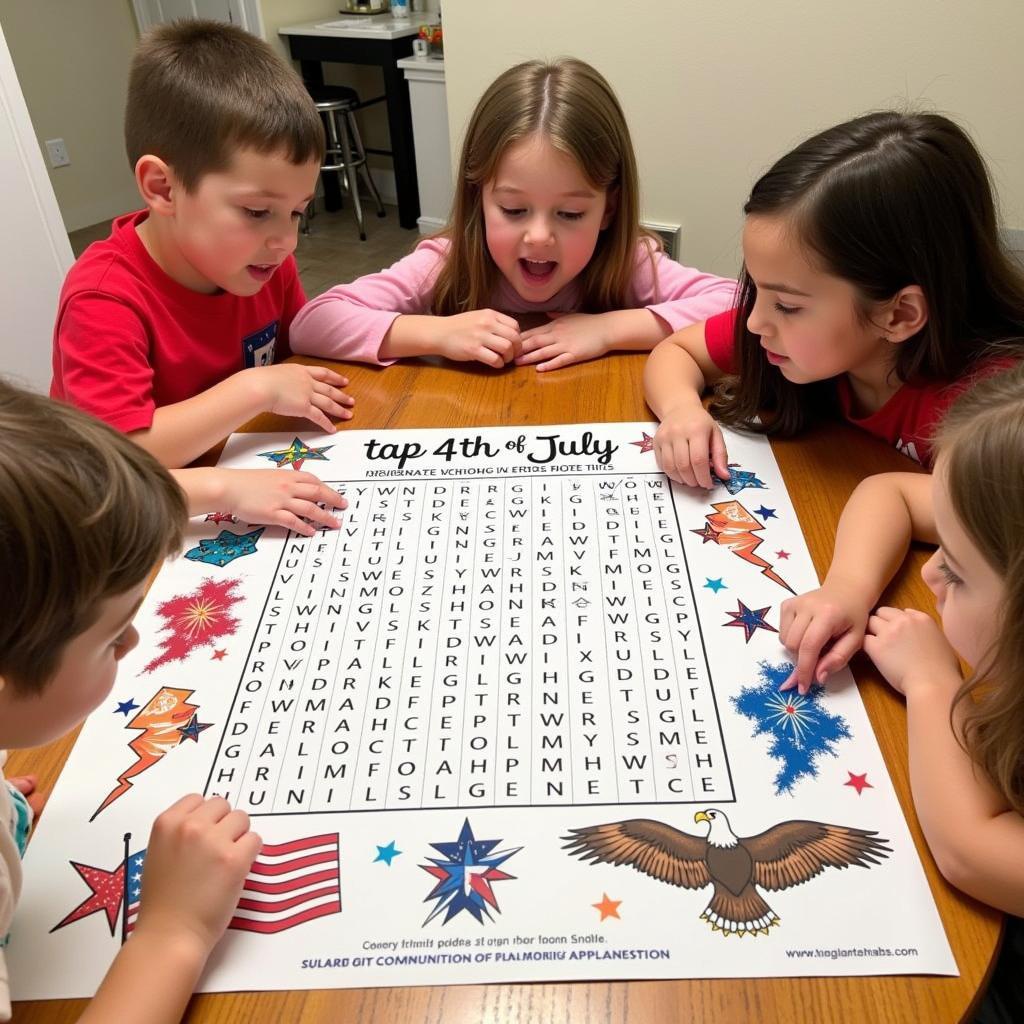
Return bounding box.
[0,22,74,390]
[0,1,141,234]
[442,0,1024,278]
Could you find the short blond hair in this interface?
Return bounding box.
[0,381,187,693]
[125,19,325,190]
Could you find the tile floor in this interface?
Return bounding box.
[67,202,419,298]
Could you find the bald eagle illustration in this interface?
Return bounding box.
[564,809,891,936]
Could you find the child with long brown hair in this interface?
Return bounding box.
[855,364,1024,1020]
[290,58,735,371]
[644,111,1024,490]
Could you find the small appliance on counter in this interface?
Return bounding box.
[339,0,389,13]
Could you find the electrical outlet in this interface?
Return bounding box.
[45,138,70,168]
[642,220,681,261]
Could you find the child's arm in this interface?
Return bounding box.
[131,363,354,469]
[780,472,934,692]
[289,238,519,369]
[78,795,261,1024]
[515,250,736,372]
[642,321,730,488]
[864,609,1024,914]
[171,467,347,537]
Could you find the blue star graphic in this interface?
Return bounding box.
[114,699,139,716]
[754,505,777,520]
[704,578,727,593]
[185,527,265,567]
[723,599,778,643]
[420,818,521,925]
[177,715,212,742]
[374,841,401,866]
[258,437,333,471]
[721,465,767,495]
[732,661,852,793]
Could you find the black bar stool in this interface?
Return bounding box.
[308,85,386,241]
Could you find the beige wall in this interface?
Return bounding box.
[443,0,1024,278]
[0,1,140,233]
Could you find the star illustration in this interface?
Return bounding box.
[177,715,212,742]
[723,599,778,643]
[185,528,265,568]
[693,522,719,544]
[420,818,521,925]
[374,841,402,866]
[258,436,333,471]
[211,649,227,661]
[592,893,622,921]
[51,859,126,935]
[631,431,655,453]
[704,578,727,593]
[754,505,777,520]
[722,464,767,495]
[776,550,790,560]
[204,511,237,524]
[115,699,139,716]
[845,771,874,796]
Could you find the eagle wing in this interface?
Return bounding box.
[744,819,892,892]
[563,819,711,890]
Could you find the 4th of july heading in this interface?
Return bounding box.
[363,430,620,470]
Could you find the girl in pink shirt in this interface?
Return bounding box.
[290,58,736,371]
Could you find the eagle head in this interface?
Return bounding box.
[694,808,739,848]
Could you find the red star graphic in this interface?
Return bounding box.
[52,860,126,934]
[844,771,873,795]
[205,511,237,524]
[631,432,655,453]
[775,549,790,560]
[592,893,622,921]
[211,649,227,661]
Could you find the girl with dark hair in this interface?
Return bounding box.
[644,110,1024,490]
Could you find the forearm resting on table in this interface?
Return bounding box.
[823,472,936,609]
[79,927,207,1024]
[378,315,444,360]
[643,338,708,419]
[905,687,1024,914]
[599,309,673,352]
[130,371,267,468]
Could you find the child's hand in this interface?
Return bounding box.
[779,584,873,693]
[863,606,962,697]
[133,795,261,957]
[515,313,608,372]
[652,401,729,488]
[436,310,521,368]
[7,774,45,818]
[252,364,355,433]
[221,468,347,536]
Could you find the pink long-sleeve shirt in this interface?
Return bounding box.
[290,237,737,364]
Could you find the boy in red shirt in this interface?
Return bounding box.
[51,20,352,536]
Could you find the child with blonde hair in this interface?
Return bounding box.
[290,58,735,371]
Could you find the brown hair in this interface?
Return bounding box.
[711,111,1024,442]
[125,19,324,191]
[0,381,187,694]
[937,362,1024,812]
[431,57,659,315]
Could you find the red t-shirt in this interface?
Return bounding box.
[704,307,1013,467]
[51,210,305,433]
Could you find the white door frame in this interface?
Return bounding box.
[130,1,265,36]
[0,21,74,391]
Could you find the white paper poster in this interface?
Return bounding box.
[10,422,956,1000]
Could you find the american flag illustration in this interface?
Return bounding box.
[54,833,341,941]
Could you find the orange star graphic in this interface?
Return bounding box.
[211,649,227,661]
[592,893,622,921]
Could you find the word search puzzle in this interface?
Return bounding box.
[11,423,955,999]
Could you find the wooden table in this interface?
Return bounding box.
[11,353,1001,1022]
